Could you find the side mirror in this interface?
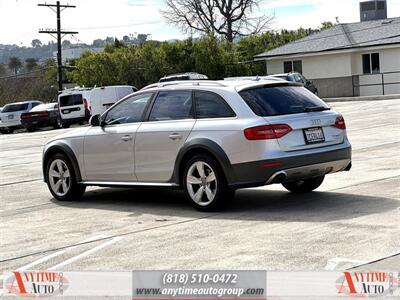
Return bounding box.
[89,114,101,127]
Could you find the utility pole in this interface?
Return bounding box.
[38,1,78,91]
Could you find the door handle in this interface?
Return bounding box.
[121,135,132,141]
[168,133,182,140]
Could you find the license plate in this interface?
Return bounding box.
[8,114,14,119]
[303,127,325,144]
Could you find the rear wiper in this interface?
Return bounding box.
[304,106,330,112]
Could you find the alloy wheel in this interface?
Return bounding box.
[186,161,217,206]
[49,159,71,196]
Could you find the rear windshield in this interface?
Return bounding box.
[59,94,83,107]
[239,86,329,116]
[2,103,29,112]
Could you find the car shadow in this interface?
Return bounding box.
[51,186,400,222]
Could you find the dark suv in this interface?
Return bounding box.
[271,73,318,95]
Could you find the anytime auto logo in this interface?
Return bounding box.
[4,271,69,297]
[336,271,398,297]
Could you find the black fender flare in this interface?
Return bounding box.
[42,142,82,183]
[172,138,235,185]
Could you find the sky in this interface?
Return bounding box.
[0,0,399,46]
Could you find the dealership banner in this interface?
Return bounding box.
[2,271,399,298]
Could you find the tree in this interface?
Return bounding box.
[320,21,334,31]
[62,40,72,48]
[8,57,22,75]
[122,35,130,43]
[92,39,105,48]
[25,58,38,72]
[0,64,5,76]
[162,0,273,42]
[31,39,42,48]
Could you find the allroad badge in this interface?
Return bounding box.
[311,119,322,126]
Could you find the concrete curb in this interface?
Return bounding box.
[324,94,400,102]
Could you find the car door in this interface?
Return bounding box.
[83,92,154,182]
[135,90,195,182]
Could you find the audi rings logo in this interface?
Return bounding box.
[4,271,69,297]
[310,119,321,126]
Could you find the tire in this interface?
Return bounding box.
[61,123,70,129]
[183,154,235,212]
[46,153,86,201]
[53,118,62,129]
[26,127,36,132]
[282,175,325,193]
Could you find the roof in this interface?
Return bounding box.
[255,17,400,59]
[141,79,298,92]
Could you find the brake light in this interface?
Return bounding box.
[21,111,49,119]
[244,124,292,140]
[334,116,346,129]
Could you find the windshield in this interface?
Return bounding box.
[239,86,329,117]
[2,103,29,113]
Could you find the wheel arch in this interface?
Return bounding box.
[43,142,82,183]
[172,138,235,187]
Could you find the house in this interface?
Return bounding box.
[254,8,400,97]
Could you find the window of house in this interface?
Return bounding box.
[362,53,380,74]
[283,60,303,74]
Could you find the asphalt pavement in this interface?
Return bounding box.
[1,99,399,274]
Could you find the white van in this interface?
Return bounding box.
[58,86,136,128]
[58,88,92,128]
[88,86,137,116]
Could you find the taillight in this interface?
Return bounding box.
[21,113,30,119]
[334,116,346,129]
[244,124,292,140]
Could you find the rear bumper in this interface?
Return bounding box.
[60,116,88,125]
[21,117,56,128]
[229,144,351,189]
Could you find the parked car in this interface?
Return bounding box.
[270,72,318,94]
[58,88,92,128]
[58,86,137,128]
[159,72,208,82]
[88,85,137,116]
[42,80,351,211]
[0,100,43,133]
[224,76,285,82]
[21,102,60,132]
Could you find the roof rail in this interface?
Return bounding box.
[141,80,227,90]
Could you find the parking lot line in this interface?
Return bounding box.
[48,236,124,271]
[16,235,107,271]
[325,257,368,270]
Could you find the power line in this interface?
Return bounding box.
[38,1,78,91]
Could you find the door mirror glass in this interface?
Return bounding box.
[90,114,101,127]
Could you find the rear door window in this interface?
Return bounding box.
[148,91,193,121]
[2,103,29,112]
[194,91,235,118]
[239,86,329,116]
[59,94,83,107]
